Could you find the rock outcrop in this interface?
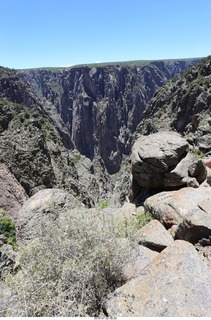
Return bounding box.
[106,240,211,317]
[135,56,211,151]
[144,187,211,236]
[130,131,207,204]
[0,164,28,221]
[134,219,174,252]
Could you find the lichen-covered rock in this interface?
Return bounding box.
[106,240,211,317]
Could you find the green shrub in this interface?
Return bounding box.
[0,216,16,248]
[71,153,81,164]
[0,209,130,317]
[99,199,110,209]
[188,147,205,160]
[117,211,153,238]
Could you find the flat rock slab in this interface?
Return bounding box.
[135,219,174,252]
[106,240,211,317]
[144,187,211,228]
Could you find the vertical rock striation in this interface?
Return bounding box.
[19,59,199,173]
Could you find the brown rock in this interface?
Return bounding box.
[144,187,211,228]
[0,164,28,221]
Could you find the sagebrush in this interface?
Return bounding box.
[0,209,131,316]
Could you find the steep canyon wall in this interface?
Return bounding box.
[20,59,199,173]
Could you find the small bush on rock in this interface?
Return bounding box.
[117,211,153,238]
[0,215,16,248]
[0,209,130,317]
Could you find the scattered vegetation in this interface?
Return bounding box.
[0,209,131,317]
[117,211,153,238]
[99,199,110,209]
[188,147,205,160]
[71,152,81,164]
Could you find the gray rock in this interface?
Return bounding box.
[17,188,83,243]
[123,245,158,280]
[135,219,174,252]
[188,159,207,184]
[131,131,198,190]
[176,209,211,243]
[131,132,188,188]
[106,240,211,317]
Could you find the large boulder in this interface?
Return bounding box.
[16,188,83,243]
[131,131,189,188]
[131,132,207,195]
[106,240,211,317]
[144,187,211,237]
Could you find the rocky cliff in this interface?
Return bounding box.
[19,59,199,174]
[0,59,200,217]
[135,56,211,152]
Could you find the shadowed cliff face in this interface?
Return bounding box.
[19,59,199,173]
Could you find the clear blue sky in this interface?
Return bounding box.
[1,0,211,69]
